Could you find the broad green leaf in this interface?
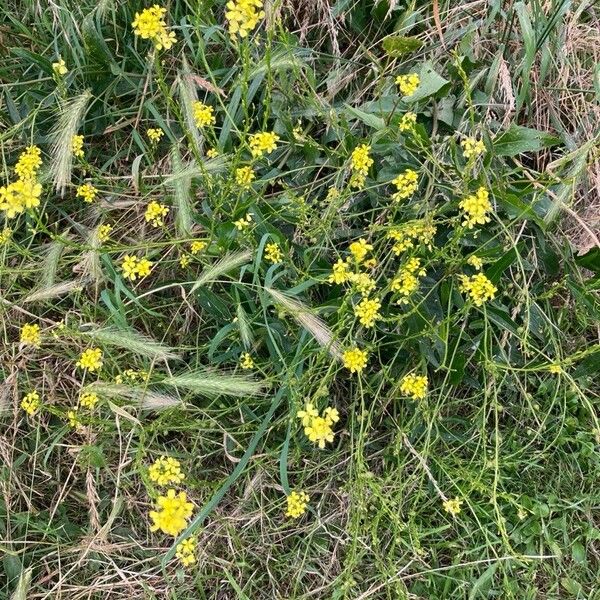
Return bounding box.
[382,36,424,57]
[493,124,560,157]
[408,62,450,102]
[344,105,385,130]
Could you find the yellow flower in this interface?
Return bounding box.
[98,224,112,243]
[192,101,216,128]
[76,347,103,372]
[234,213,253,230]
[354,297,381,328]
[176,537,197,567]
[20,323,41,347]
[467,255,483,270]
[329,258,351,284]
[235,166,255,189]
[190,240,207,254]
[350,144,373,176]
[71,135,84,159]
[144,200,170,227]
[391,169,418,202]
[443,497,463,516]
[240,352,254,369]
[399,112,417,132]
[79,392,99,409]
[548,364,563,374]
[285,491,309,518]
[349,272,377,297]
[147,128,164,144]
[206,148,219,158]
[20,391,41,416]
[459,187,492,228]
[461,137,485,160]
[342,348,368,374]
[179,254,190,268]
[52,57,68,76]
[298,403,339,449]
[76,182,98,203]
[297,403,319,427]
[121,255,153,281]
[149,456,186,486]
[391,259,426,304]
[225,0,265,38]
[459,273,497,306]
[132,5,176,50]
[395,73,420,97]
[264,242,283,264]
[387,221,437,254]
[0,178,43,218]
[0,227,12,245]
[15,146,42,180]
[67,409,80,428]
[149,489,194,536]
[399,373,428,400]
[136,257,153,278]
[249,131,280,158]
[349,238,373,264]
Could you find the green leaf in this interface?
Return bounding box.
[575,247,600,272]
[408,62,450,102]
[344,104,385,130]
[493,125,560,157]
[382,36,424,57]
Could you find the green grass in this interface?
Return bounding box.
[1,1,600,598]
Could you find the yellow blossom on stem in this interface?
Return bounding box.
[21,391,41,416]
[459,273,497,306]
[71,135,84,159]
[264,242,283,264]
[467,255,483,270]
[329,258,351,284]
[461,137,485,160]
[235,166,255,189]
[149,489,194,536]
[395,73,420,97]
[0,227,12,245]
[459,187,492,228]
[144,201,169,227]
[79,392,99,409]
[391,169,418,202]
[240,352,254,369]
[20,323,41,347]
[225,0,265,39]
[147,128,164,144]
[15,146,42,180]
[443,497,463,516]
[350,144,373,179]
[349,238,373,264]
[190,240,207,254]
[176,537,197,567]
[298,403,339,449]
[132,5,176,50]
[286,491,309,518]
[76,182,98,203]
[192,101,216,128]
[121,255,153,281]
[67,409,80,428]
[399,112,417,132]
[179,254,190,268]
[342,347,368,373]
[399,373,428,400]
[234,213,253,230]
[249,131,280,158]
[0,178,43,218]
[149,456,185,486]
[354,297,381,328]
[52,57,68,76]
[98,224,112,243]
[76,347,103,372]
[349,272,377,297]
[206,148,219,158]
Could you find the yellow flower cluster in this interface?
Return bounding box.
[350,271,377,297]
[399,112,417,132]
[67,409,80,428]
[349,238,373,264]
[467,255,483,270]
[286,490,309,518]
[329,259,351,284]
[76,347,103,372]
[459,186,492,228]
[115,368,150,384]
[192,101,216,128]
[52,58,68,76]
[354,297,381,328]
[461,137,485,160]
[388,221,437,254]
[349,144,373,189]
[149,489,194,536]
[145,201,169,227]
[79,392,99,409]
[0,147,43,219]
[328,240,377,297]
[264,242,283,264]
[0,227,12,244]
[121,255,153,281]
[147,128,164,144]
[225,0,265,38]
[20,323,41,347]
[297,403,339,449]
[391,169,418,202]
[459,273,497,306]
[21,391,41,416]
[190,240,207,254]
[443,497,463,516]
[132,5,176,50]
[207,148,219,158]
[342,347,368,374]
[72,135,84,159]
[240,352,254,369]
[234,213,253,230]
[235,166,255,189]
[396,73,420,97]
[399,373,428,400]
[76,182,98,203]
[149,456,186,486]
[98,224,112,242]
[391,258,426,304]
[176,537,197,567]
[249,131,280,158]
